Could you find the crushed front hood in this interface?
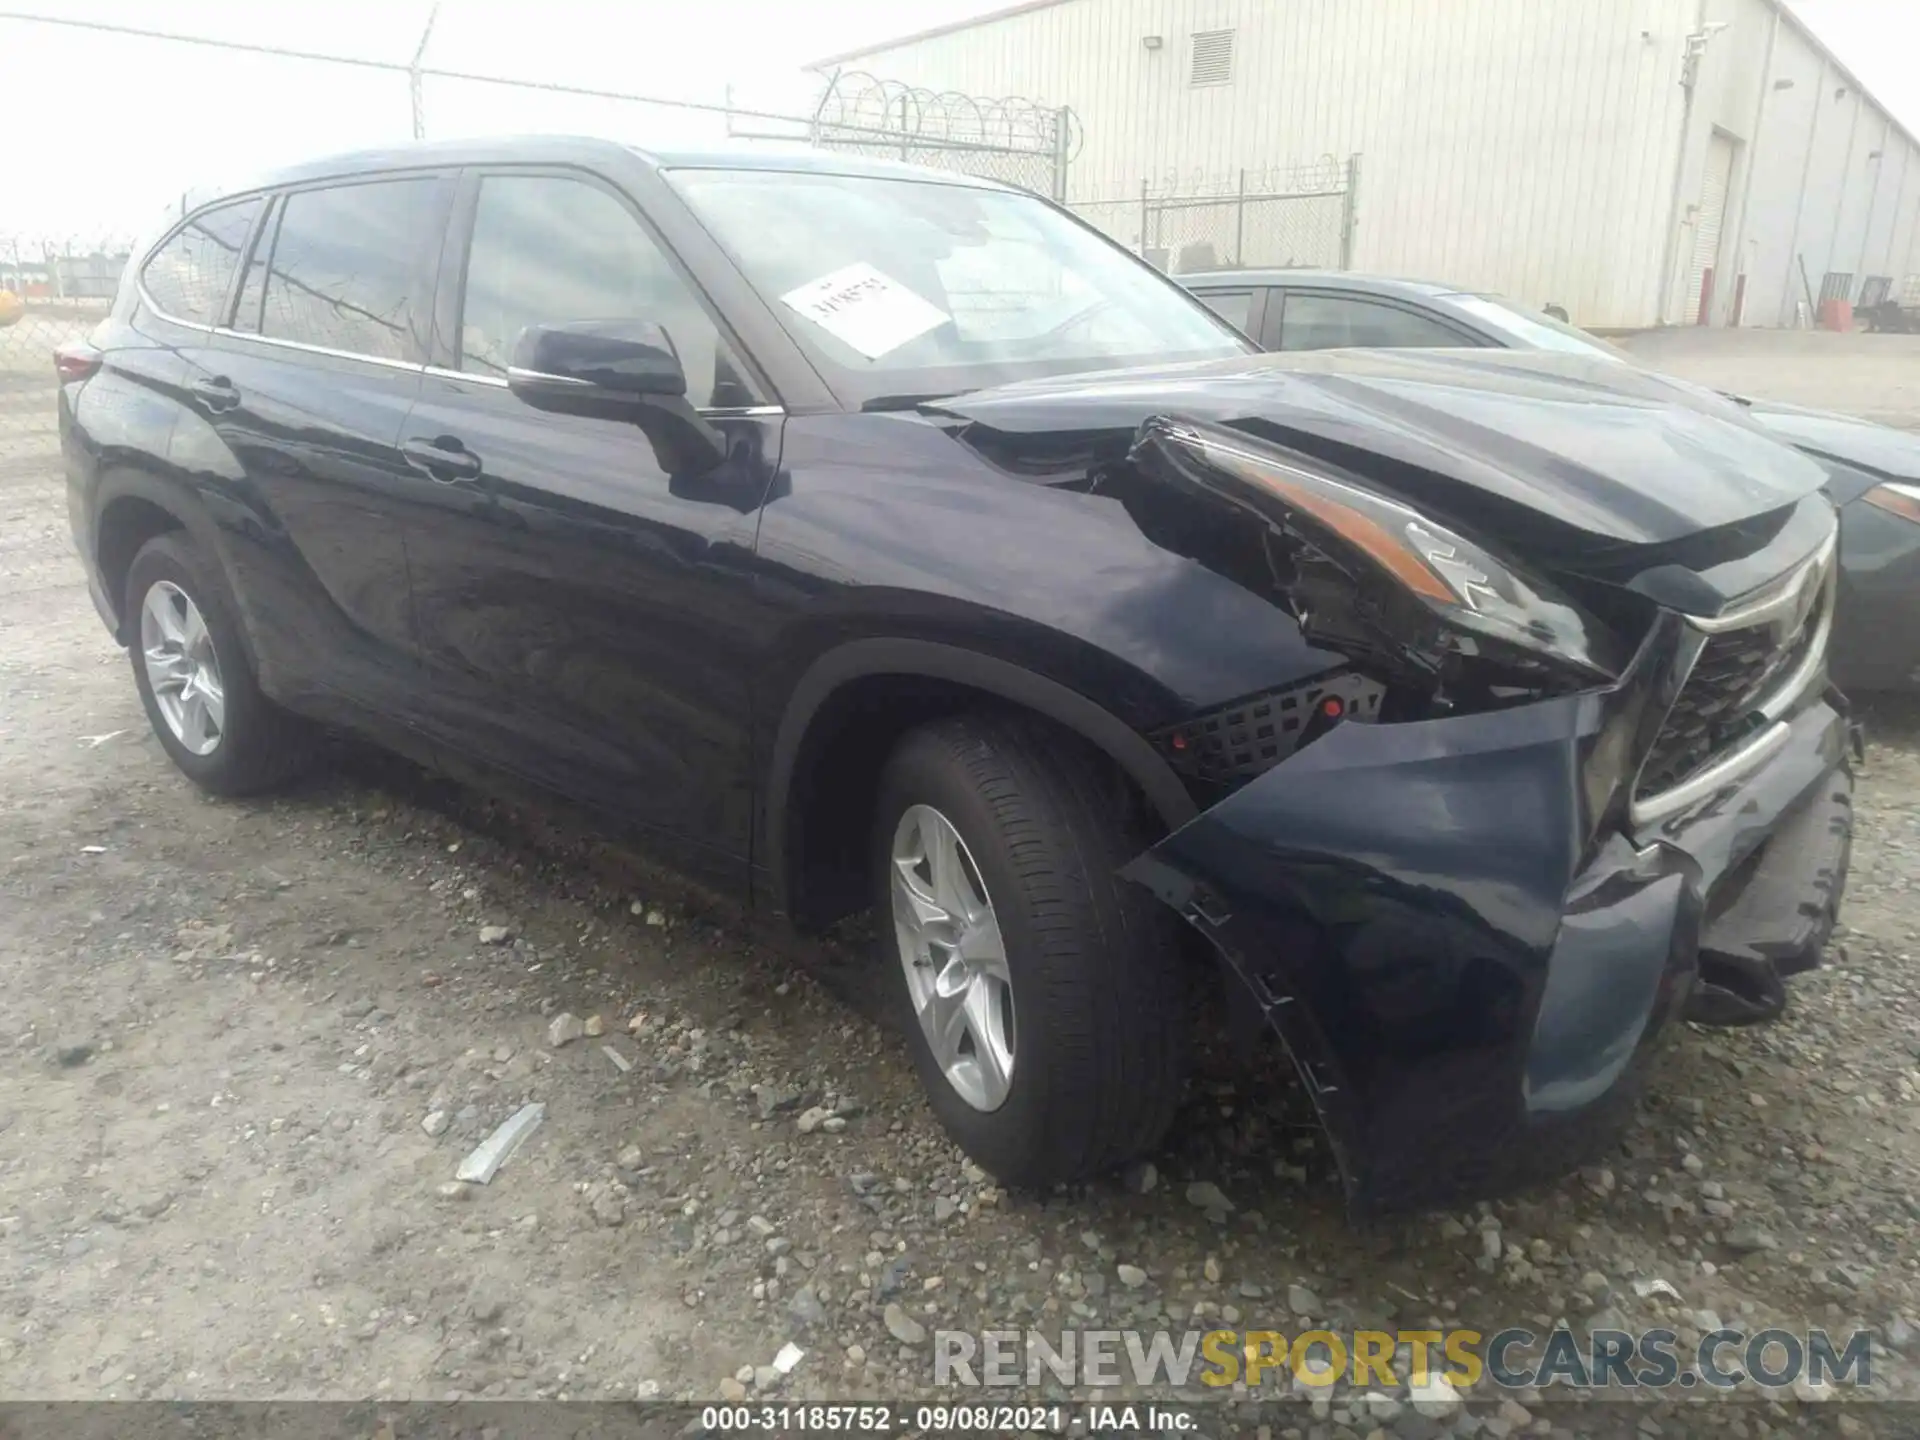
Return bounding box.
[932,349,1831,554]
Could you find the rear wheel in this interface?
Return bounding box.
[874,713,1187,1186]
[126,533,311,795]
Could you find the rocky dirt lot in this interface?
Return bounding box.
[2,324,1919,1437]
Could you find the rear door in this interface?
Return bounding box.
[204,172,454,730]
[398,166,783,889]
[106,192,267,528]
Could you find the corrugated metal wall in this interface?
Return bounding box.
[1699,0,1920,328]
[821,0,1688,327]
[825,0,1920,331]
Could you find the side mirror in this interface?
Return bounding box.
[507,319,727,477]
[508,320,687,415]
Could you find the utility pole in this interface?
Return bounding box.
[410,1,441,140]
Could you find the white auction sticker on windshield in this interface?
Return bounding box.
[779,262,949,360]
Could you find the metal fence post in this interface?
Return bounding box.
[1339,154,1361,269]
[409,2,440,140]
[1051,106,1071,202]
[1234,168,1246,266]
[1138,179,1150,259]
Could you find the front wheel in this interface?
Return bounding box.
[126,533,311,795]
[873,714,1187,1186]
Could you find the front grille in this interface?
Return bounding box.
[1635,550,1832,803]
[1637,629,1784,796]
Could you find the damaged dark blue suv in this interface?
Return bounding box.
[59,138,1853,1212]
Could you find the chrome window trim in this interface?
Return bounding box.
[421,365,786,417]
[212,327,426,373]
[142,289,428,381]
[137,279,217,335]
[426,365,507,388]
[505,364,594,387]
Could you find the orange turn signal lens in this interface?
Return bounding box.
[1205,443,1459,604]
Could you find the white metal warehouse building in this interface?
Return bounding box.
[811,0,1920,331]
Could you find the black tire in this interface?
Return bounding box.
[125,532,311,795]
[872,712,1187,1186]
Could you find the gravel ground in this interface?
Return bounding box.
[1,324,1917,1435]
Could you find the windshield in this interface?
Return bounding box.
[1447,294,1628,360]
[667,167,1249,406]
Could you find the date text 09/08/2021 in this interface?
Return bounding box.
[697,1405,1080,1432]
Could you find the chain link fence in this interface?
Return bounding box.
[1072,157,1358,274]
[2,240,129,460]
[1,238,128,597]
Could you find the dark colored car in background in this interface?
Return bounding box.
[60,140,1851,1213]
[1181,267,1920,691]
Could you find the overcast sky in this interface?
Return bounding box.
[1,0,1914,241]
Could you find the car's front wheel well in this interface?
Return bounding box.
[97,495,185,635]
[782,676,1166,933]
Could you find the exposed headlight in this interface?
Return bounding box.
[1131,416,1623,684]
[1862,481,1920,525]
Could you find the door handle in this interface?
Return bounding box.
[189,376,240,413]
[401,436,483,483]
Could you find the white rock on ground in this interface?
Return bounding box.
[882,1302,927,1346]
[1409,1373,1462,1419]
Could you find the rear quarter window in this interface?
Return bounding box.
[140,197,264,326]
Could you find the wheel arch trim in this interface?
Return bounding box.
[91,471,257,671]
[761,637,1200,919]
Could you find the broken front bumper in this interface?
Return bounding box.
[1125,679,1853,1215]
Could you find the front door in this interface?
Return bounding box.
[201,174,454,731]
[400,167,783,890]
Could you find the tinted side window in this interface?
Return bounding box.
[1194,289,1254,334]
[141,197,264,326]
[459,173,760,408]
[1278,293,1468,351]
[259,179,440,362]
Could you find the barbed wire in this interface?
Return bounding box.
[811,69,1083,162]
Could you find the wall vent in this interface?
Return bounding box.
[1190,28,1235,87]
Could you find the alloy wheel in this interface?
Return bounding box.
[889,803,1016,1111]
[140,580,225,757]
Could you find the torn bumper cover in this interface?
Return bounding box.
[1123,686,1853,1215]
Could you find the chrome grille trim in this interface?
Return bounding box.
[1688,530,1836,633]
[1629,534,1837,829]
